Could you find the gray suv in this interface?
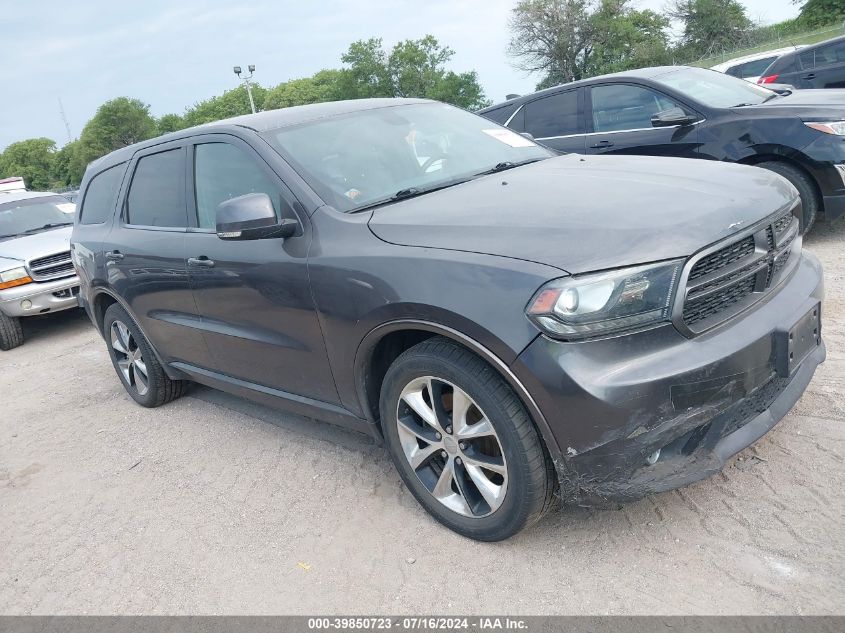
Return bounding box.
[0,191,80,350]
[72,99,825,540]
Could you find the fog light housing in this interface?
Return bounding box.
[20,299,33,310]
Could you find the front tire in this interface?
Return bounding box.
[380,337,555,541]
[757,161,819,234]
[103,303,187,407]
[0,312,24,351]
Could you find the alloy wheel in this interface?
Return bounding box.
[395,376,508,517]
[110,320,149,396]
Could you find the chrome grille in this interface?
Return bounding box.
[679,210,800,334]
[28,251,75,281]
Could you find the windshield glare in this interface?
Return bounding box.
[263,103,554,212]
[0,196,74,238]
[654,67,776,108]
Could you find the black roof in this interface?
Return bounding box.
[88,97,431,172]
[479,65,695,113]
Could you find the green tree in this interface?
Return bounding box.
[668,0,754,60]
[508,0,672,88]
[586,1,671,76]
[794,0,845,28]
[508,0,593,86]
[51,140,83,188]
[264,70,344,109]
[182,85,268,127]
[0,138,57,190]
[339,36,490,109]
[77,97,157,172]
[157,113,186,135]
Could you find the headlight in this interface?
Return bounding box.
[526,260,683,340]
[805,121,845,135]
[0,266,33,290]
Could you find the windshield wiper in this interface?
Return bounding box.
[475,158,544,176]
[730,102,759,108]
[22,222,72,233]
[351,178,473,212]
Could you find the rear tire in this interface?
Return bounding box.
[103,303,187,407]
[757,161,819,234]
[380,337,555,541]
[0,312,24,351]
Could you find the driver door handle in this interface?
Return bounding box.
[590,140,614,149]
[188,256,215,268]
[803,73,816,80]
[105,250,124,261]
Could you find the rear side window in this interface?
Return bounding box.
[523,91,581,139]
[726,57,776,79]
[80,164,125,225]
[482,103,518,125]
[193,143,281,230]
[126,149,186,228]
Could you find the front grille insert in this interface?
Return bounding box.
[688,236,755,281]
[28,251,74,281]
[681,210,799,332]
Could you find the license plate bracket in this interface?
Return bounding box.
[775,303,821,378]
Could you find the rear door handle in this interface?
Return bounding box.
[188,256,215,268]
[590,140,614,148]
[105,250,124,261]
[803,73,816,79]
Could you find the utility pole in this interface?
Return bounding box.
[233,65,257,114]
[57,97,73,143]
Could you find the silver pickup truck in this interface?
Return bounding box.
[0,191,80,350]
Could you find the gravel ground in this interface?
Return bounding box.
[1,221,843,616]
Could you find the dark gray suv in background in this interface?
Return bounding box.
[71,99,825,541]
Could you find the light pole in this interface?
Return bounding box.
[233,64,257,114]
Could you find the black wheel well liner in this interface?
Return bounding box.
[353,320,561,461]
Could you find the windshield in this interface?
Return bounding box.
[261,102,554,212]
[654,67,776,108]
[0,196,74,239]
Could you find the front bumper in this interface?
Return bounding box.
[512,252,825,503]
[0,275,81,317]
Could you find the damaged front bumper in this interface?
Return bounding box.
[512,251,825,504]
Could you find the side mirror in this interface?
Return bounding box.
[651,107,697,128]
[215,193,298,241]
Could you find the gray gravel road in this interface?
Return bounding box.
[1,222,844,615]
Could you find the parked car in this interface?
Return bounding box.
[480,66,845,233]
[72,99,825,541]
[0,191,79,350]
[712,46,803,83]
[758,34,845,89]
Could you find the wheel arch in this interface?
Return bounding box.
[90,288,188,381]
[737,153,824,214]
[353,320,561,462]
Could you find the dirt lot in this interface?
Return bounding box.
[1,221,844,616]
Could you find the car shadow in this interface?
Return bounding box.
[19,307,92,344]
[804,215,845,246]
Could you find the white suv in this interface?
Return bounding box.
[711,46,803,84]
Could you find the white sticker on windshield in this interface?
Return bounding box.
[481,128,536,148]
[56,203,76,213]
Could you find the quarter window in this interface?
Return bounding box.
[725,57,776,79]
[80,163,125,225]
[523,91,581,139]
[591,84,682,133]
[193,143,281,230]
[126,149,186,228]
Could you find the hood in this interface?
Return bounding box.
[0,226,73,265]
[746,89,845,119]
[368,154,796,274]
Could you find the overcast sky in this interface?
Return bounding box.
[0,0,800,151]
